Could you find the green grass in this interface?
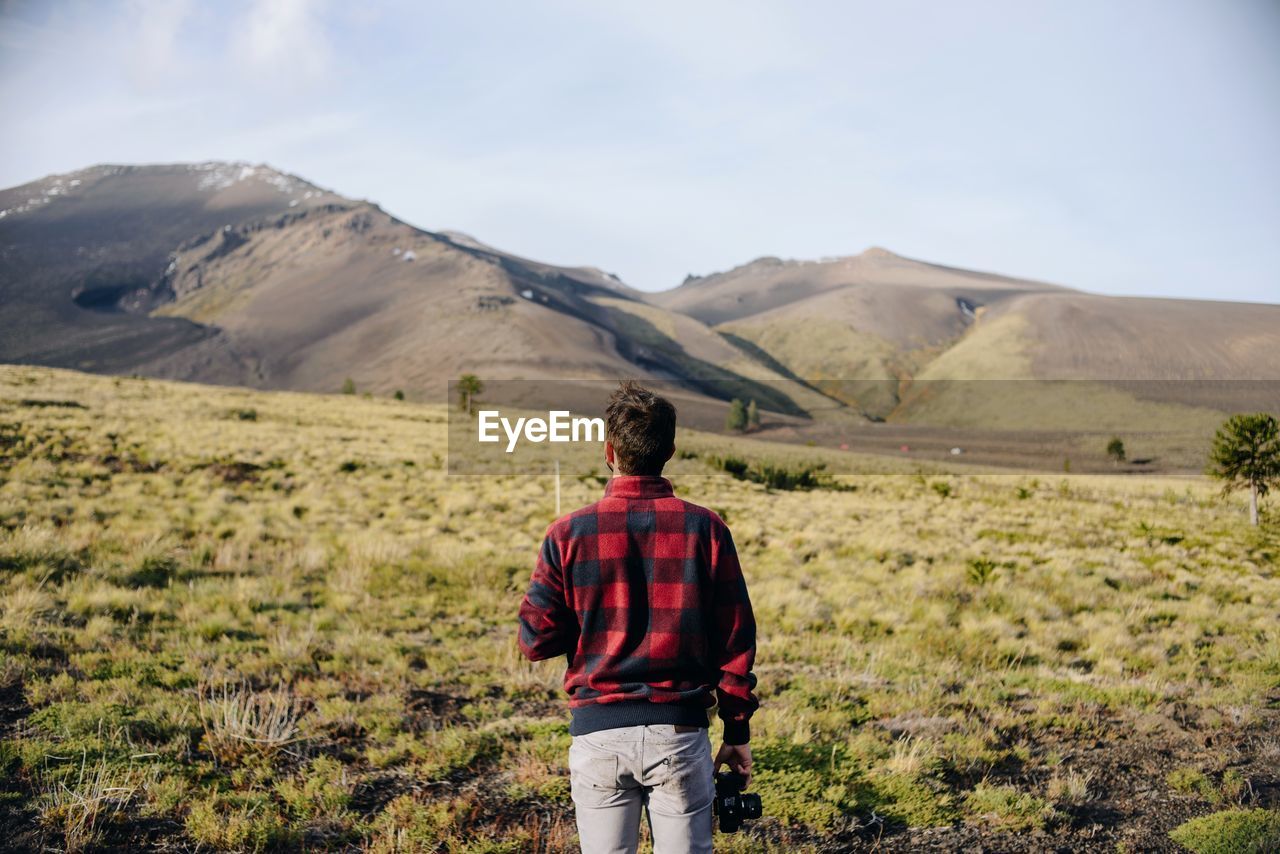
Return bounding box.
[0,364,1277,850]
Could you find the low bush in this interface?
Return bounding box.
[1168,808,1280,854]
[964,782,1059,831]
[709,454,828,490]
[185,792,297,852]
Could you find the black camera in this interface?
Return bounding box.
[713,770,762,833]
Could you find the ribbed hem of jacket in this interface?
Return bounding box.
[720,717,750,745]
[570,701,709,737]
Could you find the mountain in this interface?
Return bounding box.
[657,247,1280,422]
[0,162,814,421]
[655,248,1061,414]
[0,163,341,372]
[2,162,1276,445]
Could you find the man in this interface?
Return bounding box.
[518,381,759,853]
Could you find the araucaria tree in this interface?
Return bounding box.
[1208,413,1280,526]
[457,374,484,416]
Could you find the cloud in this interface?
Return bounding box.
[231,0,331,86]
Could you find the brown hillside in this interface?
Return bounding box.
[0,163,815,412]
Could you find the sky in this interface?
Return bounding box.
[1,0,1278,302]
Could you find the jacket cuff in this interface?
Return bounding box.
[722,717,750,745]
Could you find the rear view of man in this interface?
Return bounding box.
[518,381,759,853]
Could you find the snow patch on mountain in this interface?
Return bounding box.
[191,161,321,197]
[1,174,86,217]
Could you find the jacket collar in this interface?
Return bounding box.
[604,475,674,499]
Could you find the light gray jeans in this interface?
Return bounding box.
[569,724,714,854]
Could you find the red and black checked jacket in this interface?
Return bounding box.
[518,475,759,744]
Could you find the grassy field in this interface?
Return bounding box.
[1,364,1277,852]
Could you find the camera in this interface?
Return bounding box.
[713,770,763,833]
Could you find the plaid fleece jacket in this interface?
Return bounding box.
[518,476,759,744]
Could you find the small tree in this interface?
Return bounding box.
[457,374,484,416]
[393,389,405,401]
[1106,436,1126,466]
[341,377,356,395]
[726,398,747,433]
[1208,413,1280,526]
[747,399,760,431]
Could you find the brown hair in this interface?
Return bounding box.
[605,381,677,476]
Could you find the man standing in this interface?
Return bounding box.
[518,381,759,853]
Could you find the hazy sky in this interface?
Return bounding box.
[2,0,1278,301]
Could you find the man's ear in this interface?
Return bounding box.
[605,440,616,471]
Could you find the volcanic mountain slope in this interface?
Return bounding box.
[0,163,342,372]
[655,248,1070,414]
[929,290,1280,381]
[0,163,816,413]
[656,247,1280,421]
[656,246,1065,328]
[4,162,1276,432]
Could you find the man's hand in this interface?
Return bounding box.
[714,742,753,789]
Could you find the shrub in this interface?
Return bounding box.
[275,756,355,833]
[709,454,827,491]
[964,782,1058,831]
[415,727,502,779]
[127,554,179,589]
[862,771,959,827]
[755,461,823,490]
[1168,808,1280,854]
[967,558,998,587]
[752,765,848,832]
[717,455,749,478]
[185,792,296,851]
[1168,767,1218,802]
[368,794,454,852]
[140,772,190,817]
[745,740,864,832]
[1221,769,1249,804]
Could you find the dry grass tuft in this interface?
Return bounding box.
[1047,768,1094,806]
[37,756,142,853]
[197,683,306,765]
